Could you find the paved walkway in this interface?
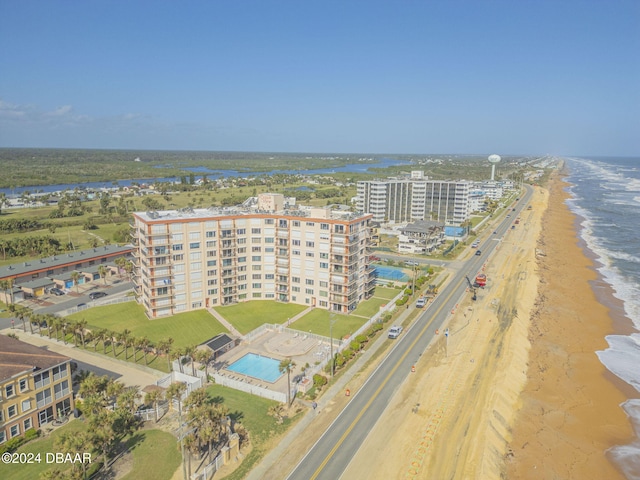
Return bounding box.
[1,328,164,390]
[207,308,243,337]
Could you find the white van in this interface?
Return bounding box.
[388,326,403,339]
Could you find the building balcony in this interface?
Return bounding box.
[148,268,171,279]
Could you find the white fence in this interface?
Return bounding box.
[158,370,203,397]
[59,295,135,316]
[190,452,225,480]
[212,373,286,403]
[135,400,169,422]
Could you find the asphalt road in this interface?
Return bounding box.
[0,280,134,331]
[286,186,533,480]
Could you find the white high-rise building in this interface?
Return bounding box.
[132,195,375,318]
[357,177,470,225]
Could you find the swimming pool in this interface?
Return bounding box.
[374,266,410,281]
[227,353,283,383]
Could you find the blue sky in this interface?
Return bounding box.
[0,0,638,156]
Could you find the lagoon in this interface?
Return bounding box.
[0,157,408,196]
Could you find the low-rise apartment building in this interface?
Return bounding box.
[0,245,134,303]
[0,336,74,444]
[132,194,376,318]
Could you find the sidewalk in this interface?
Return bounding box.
[1,328,165,389]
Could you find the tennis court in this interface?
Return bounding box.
[374,266,410,281]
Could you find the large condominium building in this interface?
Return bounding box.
[356,175,470,225]
[132,194,375,318]
[1,336,74,444]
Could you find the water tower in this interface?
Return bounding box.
[488,154,501,181]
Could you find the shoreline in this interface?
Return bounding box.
[506,171,636,479]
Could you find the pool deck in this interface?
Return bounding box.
[213,328,333,393]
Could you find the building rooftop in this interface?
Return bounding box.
[0,335,71,380]
[135,204,370,223]
[0,244,133,280]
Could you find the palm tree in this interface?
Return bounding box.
[70,271,81,293]
[30,313,41,336]
[138,337,151,365]
[50,314,62,340]
[194,349,211,381]
[77,319,88,348]
[109,331,119,358]
[119,329,132,360]
[114,256,126,278]
[92,329,107,353]
[44,314,56,339]
[158,337,174,371]
[117,387,140,414]
[54,431,94,480]
[90,410,116,472]
[184,345,197,376]
[166,382,187,419]
[279,358,296,406]
[16,305,29,333]
[0,277,14,304]
[60,321,69,344]
[145,389,164,423]
[98,265,108,285]
[171,348,184,373]
[183,433,198,478]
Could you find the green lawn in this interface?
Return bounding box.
[351,295,391,318]
[68,302,227,349]
[2,421,87,480]
[121,429,181,480]
[213,301,307,334]
[371,286,401,300]
[205,384,298,480]
[2,419,180,480]
[290,309,366,340]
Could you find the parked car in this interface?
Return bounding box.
[388,325,403,339]
[404,261,419,266]
[50,288,65,296]
[89,291,108,300]
[416,297,427,308]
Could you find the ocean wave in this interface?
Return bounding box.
[596,334,640,393]
[567,200,640,330]
[569,158,640,195]
[608,250,640,265]
[608,399,640,480]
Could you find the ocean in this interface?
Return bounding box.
[565,156,640,479]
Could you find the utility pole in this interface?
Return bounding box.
[329,313,336,377]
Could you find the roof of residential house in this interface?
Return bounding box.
[0,335,71,380]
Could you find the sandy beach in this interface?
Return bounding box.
[241,170,637,480]
[505,172,635,479]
